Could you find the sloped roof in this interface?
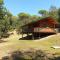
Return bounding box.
[21,16,58,27]
[20,16,47,27]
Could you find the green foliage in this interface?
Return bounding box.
[18,13,30,20]
[0,0,15,38]
[16,12,31,34]
[49,6,58,20]
[0,0,4,19]
[38,6,59,22]
[0,0,6,37]
[18,12,30,25]
[0,0,3,4]
[38,10,48,17]
[58,8,60,23]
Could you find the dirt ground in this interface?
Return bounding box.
[0,31,60,59]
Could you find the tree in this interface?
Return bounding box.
[49,6,58,20]
[0,0,5,38]
[58,8,60,23]
[0,0,14,38]
[31,15,40,22]
[12,16,18,29]
[16,12,31,34]
[0,0,3,3]
[18,12,30,24]
[38,10,48,17]
[0,0,4,19]
[6,11,14,30]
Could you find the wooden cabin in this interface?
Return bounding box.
[21,17,59,39]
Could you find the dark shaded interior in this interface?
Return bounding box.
[19,33,55,40]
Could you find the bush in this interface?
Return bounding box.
[2,56,10,60]
[1,49,60,60]
[11,51,25,60]
[2,49,48,60]
[34,50,48,60]
[48,56,60,60]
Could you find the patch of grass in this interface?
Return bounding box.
[0,33,60,58]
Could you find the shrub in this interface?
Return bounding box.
[2,56,10,60]
[2,49,48,60]
[2,49,60,60]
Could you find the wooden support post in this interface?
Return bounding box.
[38,28,41,39]
[32,33,34,40]
[21,27,23,38]
[22,33,23,38]
[39,33,41,39]
[54,24,58,34]
[27,33,29,36]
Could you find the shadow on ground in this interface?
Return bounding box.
[19,33,55,40]
[0,39,7,43]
